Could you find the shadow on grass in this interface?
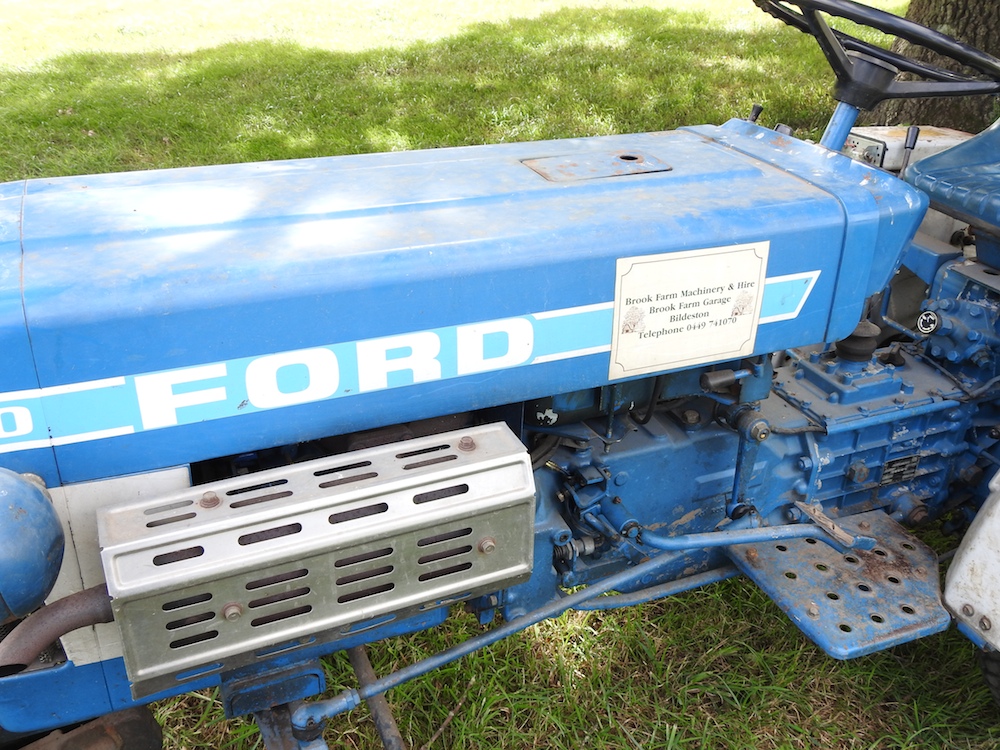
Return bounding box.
[0,7,836,181]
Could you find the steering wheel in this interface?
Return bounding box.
[754,0,1000,109]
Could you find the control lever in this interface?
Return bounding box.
[899,125,920,174]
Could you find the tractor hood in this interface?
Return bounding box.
[0,120,927,483]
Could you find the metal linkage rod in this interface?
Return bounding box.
[292,512,873,738]
[291,550,689,732]
[636,521,872,552]
[573,565,739,611]
[347,645,408,750]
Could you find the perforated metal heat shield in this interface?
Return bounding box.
[98,423,535,698]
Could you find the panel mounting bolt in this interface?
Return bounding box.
[458,436,476,452]
[962,604,975,617]
[981,616,992,632]
[200,491,221,509]
[807,603,820,618]
[222,602,243,621]
[478,537,497,555]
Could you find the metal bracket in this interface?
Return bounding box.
[793,500,876,550]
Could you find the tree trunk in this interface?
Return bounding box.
[873,0,1000,132]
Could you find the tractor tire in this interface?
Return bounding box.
[10,708,161,750]
[978,649,1000,708]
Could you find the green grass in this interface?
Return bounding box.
[7,0,998,748]
[0,1,906,181]
[152,576,1000,749]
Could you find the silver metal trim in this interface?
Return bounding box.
[98,422,535,698]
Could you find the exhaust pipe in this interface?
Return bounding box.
[0,585,113,676]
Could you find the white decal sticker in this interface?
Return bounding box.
[609,242,769,379]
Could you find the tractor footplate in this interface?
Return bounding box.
[725,510,949,659]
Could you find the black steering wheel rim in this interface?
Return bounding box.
[755,0,1000,109]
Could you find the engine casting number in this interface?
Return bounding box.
[610,242,769,378]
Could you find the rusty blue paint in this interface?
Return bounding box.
[726,510,950,659]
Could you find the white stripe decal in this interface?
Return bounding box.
[0,274,819,454]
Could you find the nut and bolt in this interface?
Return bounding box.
[457,436,476,452]
[959,465,984,486]
[905,504,929,527]
[845,462,869,484]
[749,422,770,442]
[222,602,243,621]
[682,409,700,426]
[858,521,871,531]
[478,537,497,555]
[807,603,820,618]
[746,547,758,562]
[962,604,975,617]
[200,491,221,509]
[982,616,993,632]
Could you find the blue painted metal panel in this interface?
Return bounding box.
[685,120,929,341]
[900,235,963,286]
[4,123,926,484]
[0,181,32,393]
[0,607,448,734]
[0,182,59,480]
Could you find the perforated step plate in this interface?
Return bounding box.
[98,422,534,698]
[726,511,949,659]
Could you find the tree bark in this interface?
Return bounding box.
[873,0,1000,132]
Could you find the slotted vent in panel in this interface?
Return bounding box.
[98,422,535,698]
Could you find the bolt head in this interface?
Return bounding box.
[981,616,993,631]
[478,537,497,555]
[807,604,820,618]
[222,602,243,621]
[458,436,476,452]
[963,604,975,617]
[200,491,221,509]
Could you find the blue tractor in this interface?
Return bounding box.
[3,1,1000,746]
